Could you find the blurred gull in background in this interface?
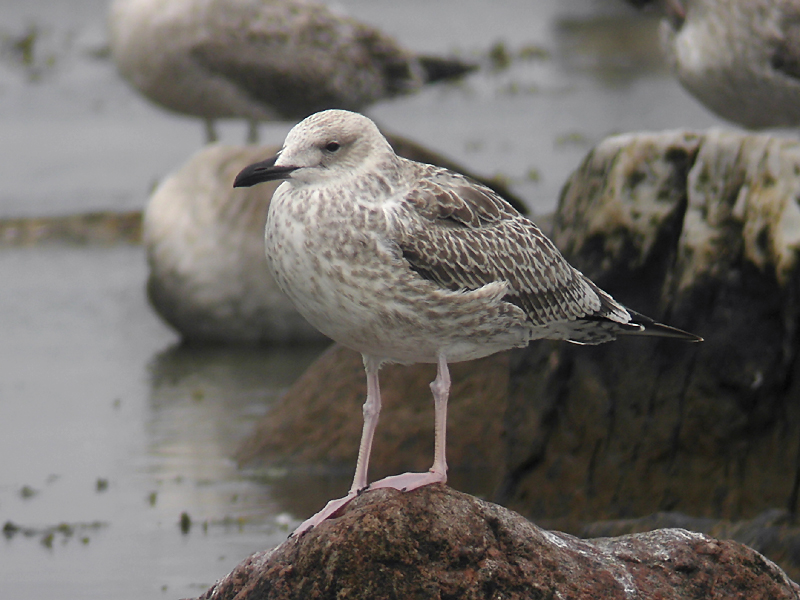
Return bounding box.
[144,143,329,344]
[109,0,476,143]
[630,0,800,129]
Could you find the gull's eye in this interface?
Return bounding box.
[325,141,341,153]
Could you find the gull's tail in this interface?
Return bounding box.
[624,309,703,342]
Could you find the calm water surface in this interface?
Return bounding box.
[0,1,734,598]
[0,244,326,598]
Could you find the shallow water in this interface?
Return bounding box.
[0,244,327,598]
[0,1,735,598]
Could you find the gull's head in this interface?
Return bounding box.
[233,110,396,189]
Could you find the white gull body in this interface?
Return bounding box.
[143,144,328,343]
[108,0,474,142]
[233,109,701,534]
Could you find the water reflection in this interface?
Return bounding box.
[252,448,504,522]
[145,341,505,524]
[144,342,329,522]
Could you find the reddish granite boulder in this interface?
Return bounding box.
[582,509,800,585]
[189,485,799,600]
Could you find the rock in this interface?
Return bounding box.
[144,136,527,344]
[188,485,800,600]
[235,344,508,495]
[582,509,800,584]
[499,129,800,531]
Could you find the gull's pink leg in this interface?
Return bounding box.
[368,352,449,492]
[430,352,450,477]
[292,355,382,536]
[350,356,383,492]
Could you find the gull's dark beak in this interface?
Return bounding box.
[233,155,298,188]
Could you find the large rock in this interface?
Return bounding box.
[144,134,527,344]
[500,129,800,530]
[582,508,800,584]
[189,485,799,600]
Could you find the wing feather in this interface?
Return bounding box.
[395,165,629,327]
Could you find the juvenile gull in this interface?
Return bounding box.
[628,0,800,129]
[108,0,475,143]
[143,138,527,344]
[233,109,702,534]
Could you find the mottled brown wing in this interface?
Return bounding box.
[396,167,620,326]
